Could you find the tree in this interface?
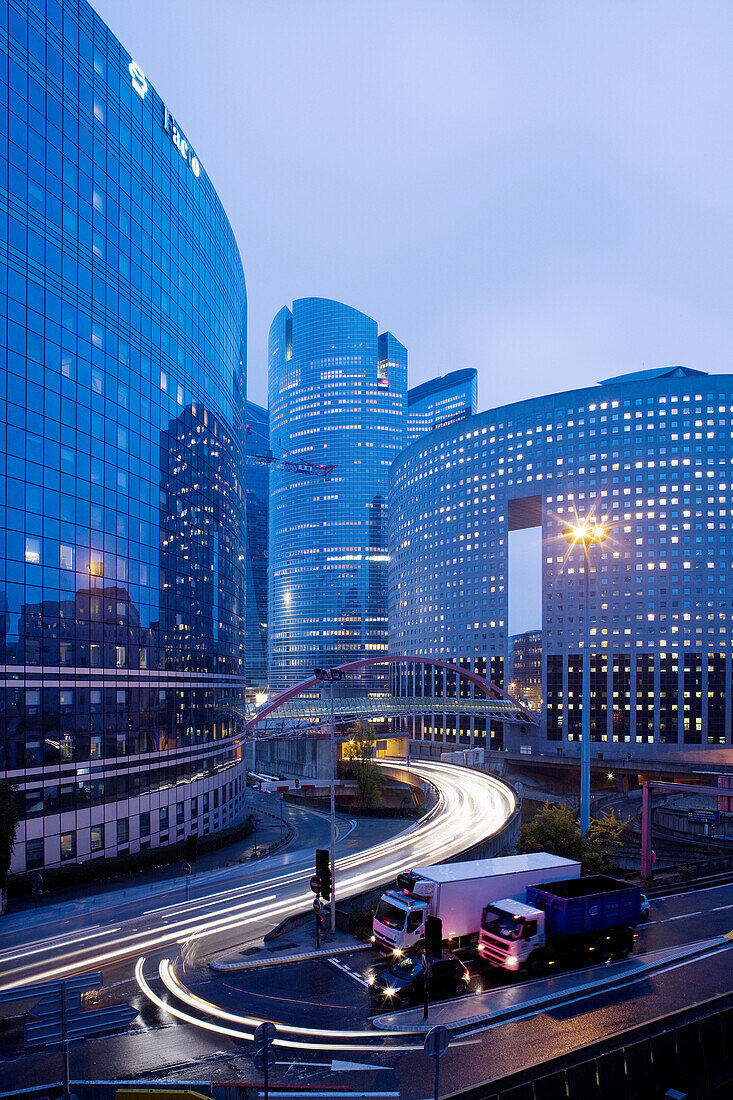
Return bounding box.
[0,781,19,909]
[517,801,623,875]
[344,725,383,809]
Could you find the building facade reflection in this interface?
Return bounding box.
[1,0,247,871]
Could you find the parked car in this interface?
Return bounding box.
[639,893,651,922]
[368,950,470,1007]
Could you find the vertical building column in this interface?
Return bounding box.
[629,652,637,744]
[653,651,660,745]
[701,649,709,745]
[676,652,684,745]
[562,652,569,748]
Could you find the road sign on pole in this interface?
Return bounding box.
[253,1020,277,1100]
[313,897,323,913]
[310,875,321,894]
[424,1025,450,1100]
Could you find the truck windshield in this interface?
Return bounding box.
[481,905,523,940]
[374,899,407,930]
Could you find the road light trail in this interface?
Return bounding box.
[0,761,514,991]
[142,958,479,1054]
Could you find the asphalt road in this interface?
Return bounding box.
[137,880,733,1094]
[3,761,730,1097]
[3,879,724,1095]
[0,760,516,1090]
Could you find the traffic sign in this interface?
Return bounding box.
[254,1047,276,1073]
[688,809,720,824]
[424,1025,450,1100]
[424,1024,450,1060]
[254,1020,277,1046]
[310,875,321,894]
[254,1020,277,1099]
[313,898,323,913]
[183,861,192,875]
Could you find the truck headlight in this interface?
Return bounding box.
[506,956,519,969]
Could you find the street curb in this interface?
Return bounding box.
[371,936,729,1032]
[210,941,373,971]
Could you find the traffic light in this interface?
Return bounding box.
[316,848,332,900]
[425,915,443,959]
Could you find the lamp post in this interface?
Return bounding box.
[562,522,609,834]
[313,666,345,933]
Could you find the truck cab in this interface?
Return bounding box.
[372,891,428,953]
[478,897,546,973]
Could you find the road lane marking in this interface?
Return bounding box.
[661,912,702,922]
[710,904,733,912]
[329,957,369,988]
[658,885,733,901]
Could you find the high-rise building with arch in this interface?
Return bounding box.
[1,0,247,870]
[268,298,407,690]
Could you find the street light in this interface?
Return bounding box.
[562,521,610,834]
[313,666,345,934]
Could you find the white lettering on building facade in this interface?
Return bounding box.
[162,106,201,178]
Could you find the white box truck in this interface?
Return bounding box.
[372,852,581,954]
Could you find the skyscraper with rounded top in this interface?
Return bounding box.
[268,298,407,689]
[1,0,247,871]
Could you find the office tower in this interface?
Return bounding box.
[1,0,247,870]
[407,368,478,442]
[268,298,407,689]
[245,402,269,686]
[390,367,733,759]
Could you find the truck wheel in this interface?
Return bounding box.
[593,936,613,963]
[527,951,549,978]
[611,931,634,959]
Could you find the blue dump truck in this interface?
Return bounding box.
[478,875,642,977]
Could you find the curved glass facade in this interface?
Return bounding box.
[2,0,247,870]
[268,298,406,690]
[390,367,733,760]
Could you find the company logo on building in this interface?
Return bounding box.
[162,106,201,178]
[128,60,148,98]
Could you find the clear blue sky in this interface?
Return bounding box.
[93,0,733,413]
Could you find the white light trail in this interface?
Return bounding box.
[2,761,514,993]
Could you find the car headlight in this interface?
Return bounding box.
[385,986,396,997]
[367,975,375,986]
[393,948,403,958]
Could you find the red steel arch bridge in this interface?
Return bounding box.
[243,654,539,740]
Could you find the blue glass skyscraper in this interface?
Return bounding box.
[407,368,478,442]
[245,401,269,687]
[268,299,407,689]
[1,0,247,870]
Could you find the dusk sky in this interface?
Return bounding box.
[93,0,733,415]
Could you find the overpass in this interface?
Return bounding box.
[244,654,539,739]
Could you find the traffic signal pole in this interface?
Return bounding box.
[329,677,336,934]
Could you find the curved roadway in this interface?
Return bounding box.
[0,760,514,995]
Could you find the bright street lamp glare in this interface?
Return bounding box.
[562,522,609,546]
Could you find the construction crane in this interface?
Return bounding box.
[245,426,336,482]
